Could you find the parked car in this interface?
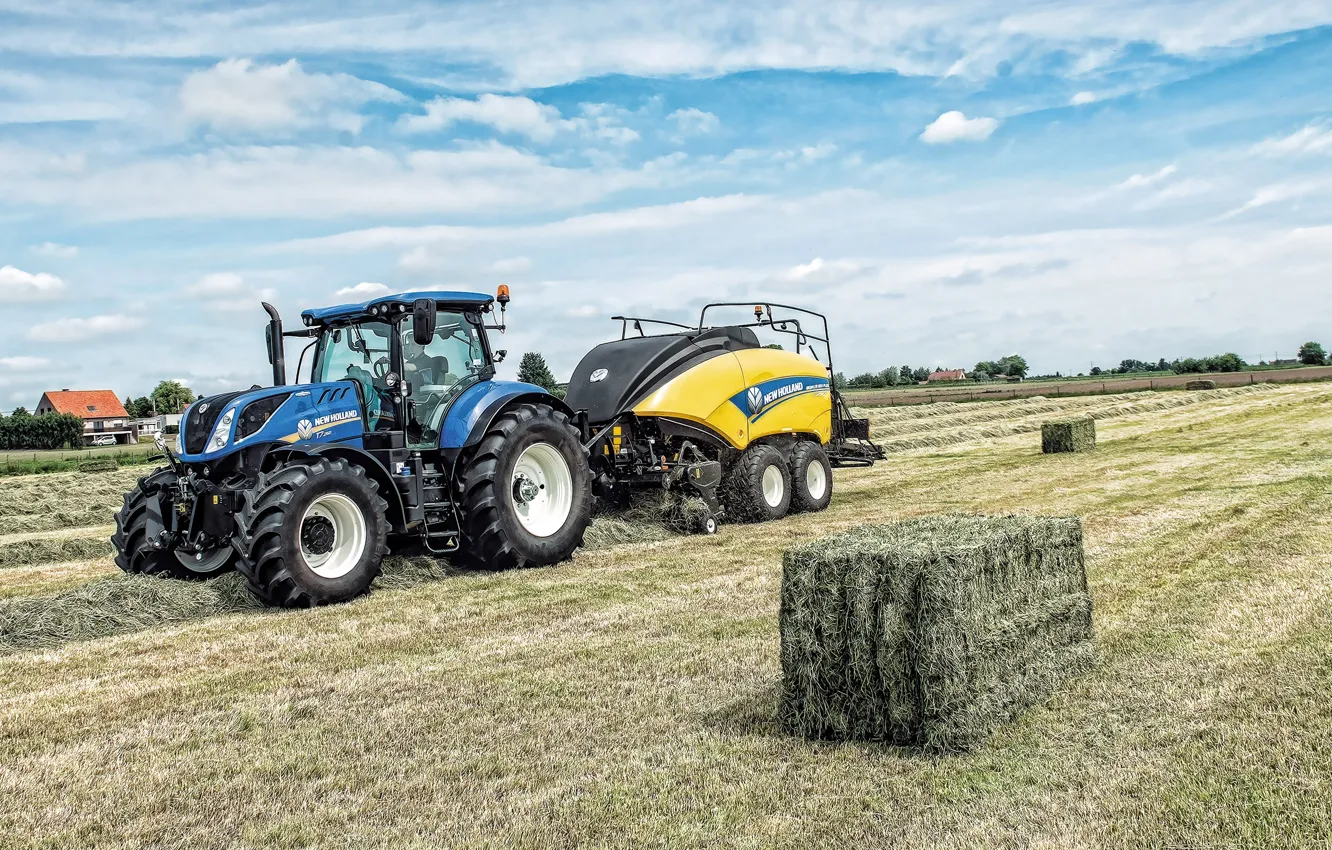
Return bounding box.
[91,435,117,446]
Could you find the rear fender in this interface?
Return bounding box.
[441,380,575,451]
[256,441,407,533]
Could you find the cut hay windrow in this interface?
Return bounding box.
[780,515,1095,753]
[0,554,456,654]
[865,395,1113,439]
[871,384,1273,454]
[580,490,710,551]
[855,393,1047,424]
[1042,417,1096,453]
[0,531,114,569]
[0,467,150,531]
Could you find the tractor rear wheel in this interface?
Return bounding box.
[789,441,833,513]
[458,403,592,570]
[233,457,389,607]
[722,443,792,522]
[112,467,238,580]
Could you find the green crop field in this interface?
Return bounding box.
[2,383,1330,848]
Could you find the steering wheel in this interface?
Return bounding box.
[372,357,391,379]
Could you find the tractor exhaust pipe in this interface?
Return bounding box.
[262,302,287,387]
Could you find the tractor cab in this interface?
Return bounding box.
[293,291,506,449]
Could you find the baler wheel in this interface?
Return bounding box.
[232,457,389,607]
[112,467,238,580]
[721,443,792,522]
[789,441,833,513]
[457,403,592,570]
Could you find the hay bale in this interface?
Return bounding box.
[1041,417,1096,453]
[1185,379,1216,390]
[780,515,1094,752]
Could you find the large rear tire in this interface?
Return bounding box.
[458,403,592,570]
[789,441,833,513]
[112,467,238,580]
[233,457,389,607]
[722,443,792,522]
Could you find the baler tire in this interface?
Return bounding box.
[112,467,237,580]
[722,443,792,523]
[457,403,592,570]
[789,441,833,514]
[232,457,389,608]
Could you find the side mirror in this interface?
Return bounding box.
[412,298,436,345]
[494,349,507,363]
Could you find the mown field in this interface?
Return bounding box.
[2,383,1331,849]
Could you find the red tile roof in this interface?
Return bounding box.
[38,390,128,419]
[928,369,968,382]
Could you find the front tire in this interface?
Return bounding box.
[112,467,238,580]
[722,443,792,522]
[458,403,592,570]
[789,441,833,513]
[233,458,389,607]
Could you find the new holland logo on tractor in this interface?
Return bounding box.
[113,295,881,609]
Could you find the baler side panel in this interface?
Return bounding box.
[631,353,750,450]
[733,349,833,445]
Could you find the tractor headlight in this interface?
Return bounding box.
[208,408,236,452]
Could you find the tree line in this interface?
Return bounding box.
[0,410,85,450]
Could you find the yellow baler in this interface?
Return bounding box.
[565,302,882,531]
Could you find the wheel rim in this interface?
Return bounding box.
[805,459,828,501]
[300,492,367,579]
[174,547,231,574]
[762,464,785,508]
[510,442,574,538]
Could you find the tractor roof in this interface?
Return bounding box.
[301,290,494,326]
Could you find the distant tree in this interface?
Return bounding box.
[10,406,28,417]
[997,354,1029,379]
[517,352,558,391]
[1090,366,1102,376]
[973,360,997,378]
[151,380,195,414]
[1156,358,1169,371]
[126,396,155,418]
[899,364,913,385]
[879,366,900,387]
[911,367,930,383]
[847,373,876,389]
[764,343,784,351]
[1298,341,1326,365]
[833,371,847,389]
[1171,353,1247,374]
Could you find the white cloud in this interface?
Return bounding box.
[491,257,532,274]
[920,111,999,144]
[27,314,145,342]
[180,58,404,134]
[400,94,564,140]
[785,257,863,283]
[29,242,78,258]
[1250,124,1332,158]
[0,356,52,370]
[1117,164,1177,190]
[0,265,66,301]
[184,272,246,296]
[1070,91,1097,105]
[1221,182,1316,218]
[399,95,638,144]
[334,282,391,299]
[668,107,720,136]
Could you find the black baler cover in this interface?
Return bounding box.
[565,327,759,424]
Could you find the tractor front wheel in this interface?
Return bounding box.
[112,467,238,580]
[233,457,389,607]
[458,403,592,570]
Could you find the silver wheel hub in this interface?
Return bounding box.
[510,442,574,538]
[300,493,368,579]
[762,464,785,508]
[174,546,231,574]
[806,459,828,501]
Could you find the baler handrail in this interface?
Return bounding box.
[610,315,694,340]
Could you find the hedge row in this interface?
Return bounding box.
[0,413,85,450]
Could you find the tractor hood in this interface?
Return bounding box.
[178,382,366,463]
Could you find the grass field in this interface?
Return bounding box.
[2,384,1331,848]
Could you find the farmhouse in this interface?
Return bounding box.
[34,389,133,445]
[928,369,968,382]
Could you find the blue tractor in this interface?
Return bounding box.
[112,288,594,607]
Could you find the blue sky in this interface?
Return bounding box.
[2,1,1331,406]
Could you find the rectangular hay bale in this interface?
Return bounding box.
[779,515,1094,752]
[1185,379,1216,390]
[1041,417,1096,453]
